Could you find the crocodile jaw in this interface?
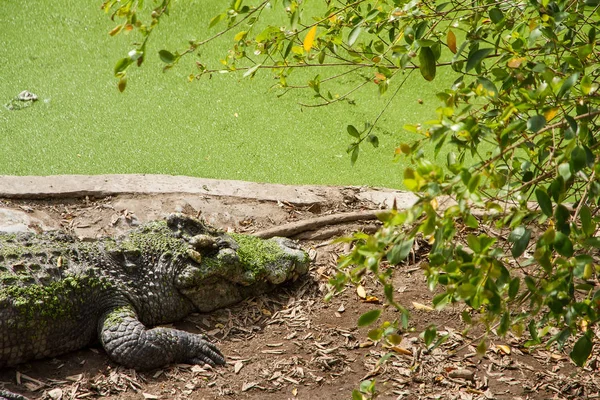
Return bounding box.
[177,236,310,313]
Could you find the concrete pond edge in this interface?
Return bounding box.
[0,174,418,208]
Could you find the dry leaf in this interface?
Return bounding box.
[449,368,475,380]
[242,382,258,392]
[142,393,160,399]
[359,341,374,348]
[190,365,205,373]
[234,360,244,374]
[390,346,412,355]
[337,304,345,313]
[412,301,434,311]
[292,387,298,396]
[47,388,63,400]
[356,285,367,299]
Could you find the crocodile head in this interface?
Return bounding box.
[168,214,310,312]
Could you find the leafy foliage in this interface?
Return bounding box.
[104,0,600,368]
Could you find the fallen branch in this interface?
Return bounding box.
[292,223,380,240]
[253,210,386,239]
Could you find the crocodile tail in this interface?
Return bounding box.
[0,389,30,400]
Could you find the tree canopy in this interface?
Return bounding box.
[103,0,600,371]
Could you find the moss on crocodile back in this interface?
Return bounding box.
[112,221,188,256]
[0,274,113,320]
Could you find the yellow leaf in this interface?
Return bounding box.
[234,30,247,42]
[365,296,380,303]
[303,25,317,52]
[496,344,511,355]
[529,19,538,31]
[387,333,403,345]
[430,198,438,210]
[507,57,526,68]
[447,30,457,54]
[544,107,558,121]
[356,285,367,299]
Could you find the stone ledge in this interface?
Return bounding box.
[0,174,417,208]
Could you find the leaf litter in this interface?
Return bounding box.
[0,194,600,399]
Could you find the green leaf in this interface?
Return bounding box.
[497,312,510,336]
[555,204,571,234]
[580,205,594,237]
[352,390,365,400]
[350,145,359,166]
[467,234,481,253]
[570,333,593,367]
[581,74,593,95]
[418,47,436,81]
[347,125,360,138]
[348,25,362,46]
[387,238,414,264]
[558,163,571,181]
[209,13,226,28]
[367,134,379,148]
[368,328,383,341]
[423,326,436,347]
[508,226,531,258]
[508,277,520,299]
[358,309,381,327]
[535,188,553,217]
[158,50,176,64]
[489,7,504,23]
[571,145,587,172]
[554,232,573,257]
[432,292,450,309]
[557,73,579,98]
[466,48,493,72]
[527,115,546,132]
[465,213,479,228]
[467,174,481,192]
[114,57,133,76]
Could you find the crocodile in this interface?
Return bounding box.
[0,213,309,399]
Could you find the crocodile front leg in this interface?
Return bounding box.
[98,306,225,370]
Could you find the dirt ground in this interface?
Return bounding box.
[1,191,599,400]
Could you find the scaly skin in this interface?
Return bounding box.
[0,213,309,377]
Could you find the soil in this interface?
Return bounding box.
[0,190,599,400]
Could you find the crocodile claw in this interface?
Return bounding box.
[189,336,226,366]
